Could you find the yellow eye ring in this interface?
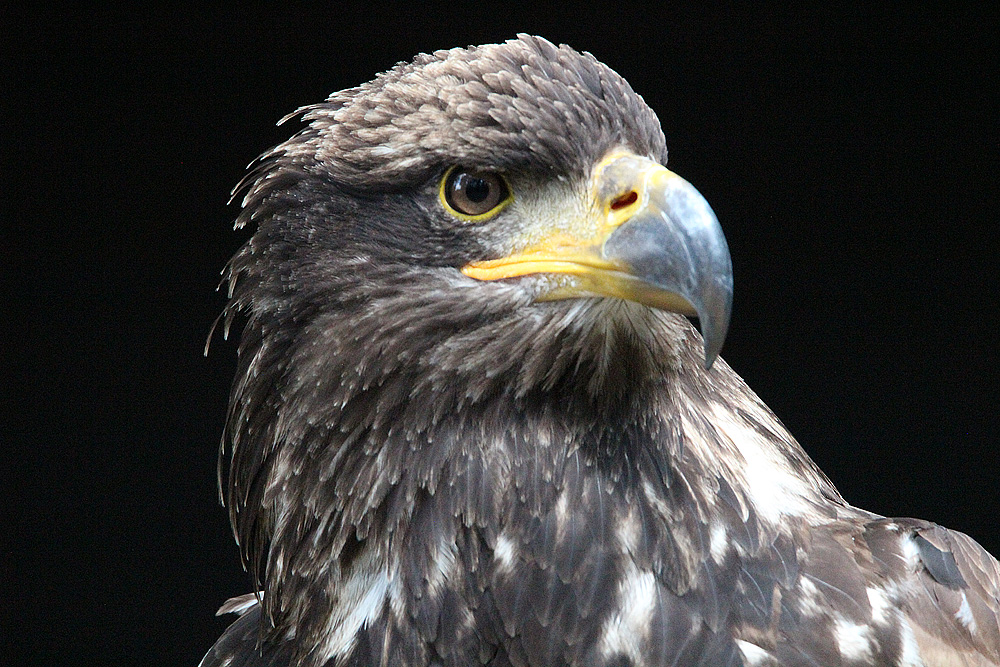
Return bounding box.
[439,167,513,221]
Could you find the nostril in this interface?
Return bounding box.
[610,191,638,210]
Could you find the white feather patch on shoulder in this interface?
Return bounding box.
[493,533,518,573]
[709,523,729,563]
[735,639,775,666]
[685,405,825,525]
[897,616,924,667]
[599,561,658,665]
[317,549,390,661]
[833,617,874,662]
[866,586,893,626]
[216,592,261,616]
[956,592,977,633]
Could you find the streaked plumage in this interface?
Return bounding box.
[201,35,1000,667]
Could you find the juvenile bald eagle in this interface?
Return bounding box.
[201,36,1000,667]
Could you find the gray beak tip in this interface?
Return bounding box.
[698,310,729,370]
[691,273,733,371]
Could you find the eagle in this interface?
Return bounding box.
[200,36,1000,667]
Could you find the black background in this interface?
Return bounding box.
[7,6,997,666]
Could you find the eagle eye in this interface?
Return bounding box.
[440,167,512,220]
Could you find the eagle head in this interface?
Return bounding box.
[217,34,739,665]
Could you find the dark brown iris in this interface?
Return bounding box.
[444,169,509,216]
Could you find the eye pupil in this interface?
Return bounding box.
[464,178,490,203]
[443,169,510,217]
